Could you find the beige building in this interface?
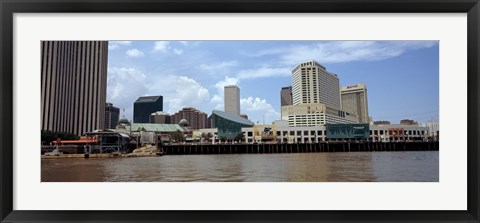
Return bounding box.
[292,61,341,110]
[341,83,369,123]
[224,85,240,115]
[41,41,108,136]
[150,111,171,124]
[281,103,359,127]
[171,107,207,130]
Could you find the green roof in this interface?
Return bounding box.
[131,123,183,132]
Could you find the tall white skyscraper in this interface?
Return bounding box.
[341,84,369,123]
[291,60,341,110]
[224,85,240,116]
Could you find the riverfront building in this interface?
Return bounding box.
[41,41,108,136]
[211,110,254,140]
[281,103,359,126]
[242,122,429,143]
[292,60,341,110]
[150,111,171,124]
[341,84,369,124]
[224,85,240,116]
[104,103,120,129]
[171,107,207,130]
[133,96,163,123]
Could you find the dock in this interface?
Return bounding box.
[161,141,439,155]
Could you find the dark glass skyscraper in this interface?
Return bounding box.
[105,102,120,129]
[41,41,108,136]
[133,96,163,123]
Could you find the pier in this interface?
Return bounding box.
[160,141,439,155]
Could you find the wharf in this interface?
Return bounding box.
[161,141,439,155]
[41,153,162,159]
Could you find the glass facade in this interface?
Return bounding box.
[211,110,254,140]
[326,124,370,139]
[133,96,163,123]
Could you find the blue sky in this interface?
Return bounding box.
[106,41,439,125]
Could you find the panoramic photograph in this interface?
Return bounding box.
[40,40,439,182]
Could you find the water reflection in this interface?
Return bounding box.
[41,151,439,182]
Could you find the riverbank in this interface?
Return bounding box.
[41,152,163,159]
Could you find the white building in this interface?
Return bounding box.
[423,120,440,139]
[370,124,429,142]
[281,103,359,127]
[341,83,369,124]
[224,85,240,116]
[291,60,341,110]
[241,123,429,144]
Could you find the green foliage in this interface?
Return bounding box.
[170,130,186,142]
[137,127,146,132]
[234,133,245,142]
[41,130,80,145]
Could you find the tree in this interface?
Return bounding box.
[137,127,146,132]
[170,130,186,142]
[234,133,244,142]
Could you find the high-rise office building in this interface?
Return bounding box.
[224,85,240,116]
[41,41,108,136]
[105,102,120,129]
[280,86,293,106]
[171,107,207,130]
[133,96,163,123]
[280,86,293,118]
[291,60,341,110]
[341,84,369,124]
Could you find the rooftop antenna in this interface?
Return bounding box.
[122,108,125,118]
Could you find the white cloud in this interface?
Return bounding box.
[173,48,184,55]
[107,67,149,120]
[111,41,132,45]
[152,41,184,55]
[178,41,201,47]
[250,41,438,65]
[109,41,132,50]
[178,41,189,46]
[152,41,170,53]
[109,45,119,50]
[241,97,280,124]
[167,76,210,113]
[237,67,290,79]
[126,48,145,57]
[200,61,238,70]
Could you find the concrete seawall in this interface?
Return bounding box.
[161,142,439,155]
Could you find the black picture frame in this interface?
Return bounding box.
[1,0,479,222]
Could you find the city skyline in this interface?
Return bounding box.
[106,41,439,125]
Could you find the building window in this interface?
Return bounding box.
[304,131,308,135]
[297,131,301,135]
[248,132,252,137]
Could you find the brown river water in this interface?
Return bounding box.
[41,151,439,182]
